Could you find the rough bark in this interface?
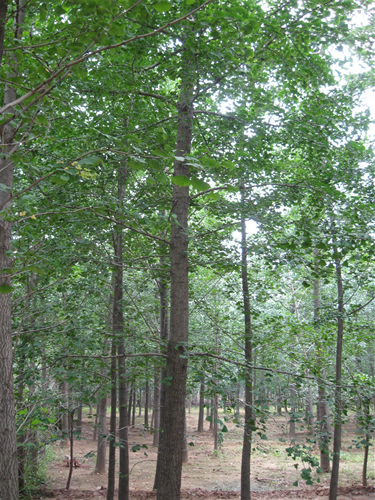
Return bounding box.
[0,4,24,498]
[240,214,253,500]
[156,27,194,500]
[329,246,344,500]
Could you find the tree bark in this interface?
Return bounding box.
[329,244,344,500]
[0,4,24,498]
[153,275,169,483]
[313,253,331,472]
[106,341,117,500]
[95,393,107,474]
[114,158,129,500]
[240,213,253,500]
[197,377,205,432]
[156,27,194,500]
[144,377,149,428]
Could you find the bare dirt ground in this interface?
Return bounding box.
[39,409,375,499]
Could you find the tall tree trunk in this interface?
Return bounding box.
[362,399,370,486]
[152,364,161,446]
[182,412,189,464]
[197,377,205,432]
[60,381,69,448]
[213,394,219,451]
[114,158,129,500]
[153,276,169,482]
[240,214,253,500]
[313,253,330,472]
[95,393,107,474]
[289,383,296,438]
[144,378,149,428]
[329,245,344,500]
[0,4,24,498]
[156,27,194,500]
[106,341,117,500]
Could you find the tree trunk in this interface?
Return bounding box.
[313,255,331,472]
[114,157,129,500]
[197,377,205,432]
[65,411,75,491]
[305,375,314,433]
[144,378,149,428]
[156,27,194,499]
[152,365,161,446]
[153,275,169,483]
[0,4,24,498]
[213,395,219,451]
[132,385,136,427]
[240,213,253,500]
[289,383,296,438]
[106,341,117,500]
[329,246,344,500]
[362,400,370,486]
[95,394,107,474]
[61,381,69,448]
[182,412,189,464]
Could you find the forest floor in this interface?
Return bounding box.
[38,408,375,499]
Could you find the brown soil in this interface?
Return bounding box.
[39,410,375,499]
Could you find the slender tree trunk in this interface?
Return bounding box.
[209,399,213,431]
[93,408,98,441]
[156,27,194,499]
[61,381,69,448]
[153,276,169,479]
[213,395,219,451]
[114,158,129,500]
[313,254,330,472]
[362,400,370,486]
[240,213,253,500]
[306,374,314,433]
[182,412,189,464]
[152,365,161,446]
[144,378,149,428]
[197,377,205,432]
[0,4,24,497]
[329,247,344,500]
[107,341,117,500]
[289,383,296,438]
[95,394,107,474]
[132,385,136,427]
[66,411,75,490]
[128,383,133,423]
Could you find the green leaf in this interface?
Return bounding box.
[190,177,211,191]
[172,175,191,187]
[221,425,228,432]
[0,284,13,294]
[154,2,172,13]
